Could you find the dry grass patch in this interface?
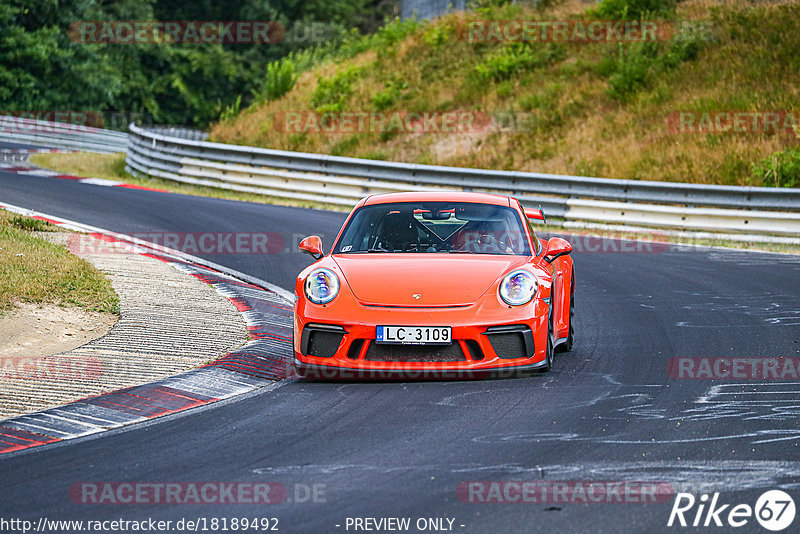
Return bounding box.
[208,0,800,187]
[0,209,119,316]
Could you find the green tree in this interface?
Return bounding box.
[0,0,393,128]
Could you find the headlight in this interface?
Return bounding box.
[305,268,340,304]
[499,270,537,306]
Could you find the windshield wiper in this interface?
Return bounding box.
[345,247,388,253]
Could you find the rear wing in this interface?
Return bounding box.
[524,207,546,223]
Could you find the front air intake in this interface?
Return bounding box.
[301,324,346,358]
[484,325,534,360]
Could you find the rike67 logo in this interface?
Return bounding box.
[668,490,795,531]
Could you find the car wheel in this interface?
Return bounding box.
[556,272,575,353]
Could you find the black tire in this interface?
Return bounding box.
[556,271,575,353]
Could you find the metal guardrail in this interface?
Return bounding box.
[126,123,800,239]
[125,125,570,215]
[3,113,795,240]
[0,115,128,153]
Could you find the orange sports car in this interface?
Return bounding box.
[293,191,574,379]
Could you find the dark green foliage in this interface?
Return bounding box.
[311,66,364,113]
[474,43,565,82]
[753,149,800,188]
[372,79,408,111]
[600,25,705,100]
[0,0,377,128]
[254,58,298,103]
[594,0,676,20]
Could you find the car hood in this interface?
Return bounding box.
[332,254,528,307]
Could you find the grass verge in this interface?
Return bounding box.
[0,209,119,316]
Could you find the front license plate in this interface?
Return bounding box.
[376,326,452,345]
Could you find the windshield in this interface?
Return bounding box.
[333,201,531,255]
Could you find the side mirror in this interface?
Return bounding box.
[545,237,572,263]
[299,235,323,260]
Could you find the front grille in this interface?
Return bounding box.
[306,330,344,358]
[364,342,466,362]
[487,332,528,360]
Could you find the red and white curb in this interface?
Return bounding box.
[0,369,272,452]
[0,202,295,455]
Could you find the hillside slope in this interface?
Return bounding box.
[210,0,800,187]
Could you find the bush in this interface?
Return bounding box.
[753,149,800,188]
[475,43,564,82]
[601,23,705,100]
[475,44,534,81]
[423,22,454,47]
[219,95,242,122]
[254,58,298,103]
[330,136,361,156]
[373,17,421,48]
[310,66,364,113]
[372,79,408,111]
[605,42,658,100]
[595,0,676,19]
[661,24,703,68]
[467,0,513,8]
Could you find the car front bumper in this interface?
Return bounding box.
[293,297,550,379]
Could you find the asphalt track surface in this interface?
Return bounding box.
[2,170,800,533]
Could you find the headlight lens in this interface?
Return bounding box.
[305,268,340,304]
[499,270,537,306]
